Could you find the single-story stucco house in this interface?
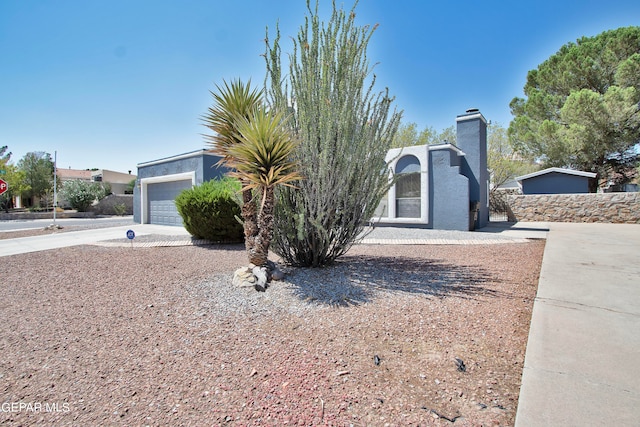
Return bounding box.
[134,108,490,231]
[133,150,228,226]
[375,109,489,230]
[515,167,597,195]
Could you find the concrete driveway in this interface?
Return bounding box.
[515,222,640,426]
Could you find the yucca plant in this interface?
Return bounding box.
[203,79,301,267]
[229,108,302,266]
[203,79,263,260]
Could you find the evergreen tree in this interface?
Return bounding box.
[509,26,640,191]
[264,0,401,267]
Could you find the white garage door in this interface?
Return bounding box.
[147,179,192,226]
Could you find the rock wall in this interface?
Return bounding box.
[91,194,134,216]
[506,192,640,224]
[0,211,96,220]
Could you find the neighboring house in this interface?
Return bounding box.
[57,168,92,183]
[375,109,489,230]
[58,168,136,195]
[515,167,596,195]
[90,169,136,195]
[133,150,229,226]
[57,168,136,208]
[135,110,489,231]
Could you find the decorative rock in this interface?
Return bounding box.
[270,267,285,281]
[44,224,64,230]
[232,261,285,291]
[232,267,256,288]
[252,266,268,292]
[267,260,285,281]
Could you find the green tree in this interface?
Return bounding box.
[487,123,537,192]
[391,122,434,148]
[438,125,457,145]
[0,147,29,212]
[203,79,301,269]
[0,145,10,163]
[265,0,401,267]
[509,26,640,191]
[391,123,457,148]
[17,151,55,207]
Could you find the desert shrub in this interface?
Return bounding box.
[60,179,105,212]
[113,203,127,216]
[175,177,243,242]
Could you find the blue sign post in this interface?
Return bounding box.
[126,229,135,248]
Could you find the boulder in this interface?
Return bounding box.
[252,266,268,292]
[232,267,256,288]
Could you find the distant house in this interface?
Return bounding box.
[515,167,596,194]
[90,169,136,195]
[57,168,92,183]
[57,168,136,208]
[58,168,135,195]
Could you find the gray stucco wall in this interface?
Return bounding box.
[133,185,141,222]
[137,156,204,181]
[203,154,227,181]
[430,149,469,230]
[521,172,591,194]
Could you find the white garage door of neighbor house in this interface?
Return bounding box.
[147,179,192,226]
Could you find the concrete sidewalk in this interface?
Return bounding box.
[0,224,191,257]
[515,222,640,426]
[0,221,548,256]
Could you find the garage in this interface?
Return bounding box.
[134,150,228,226]
[147,179,192,226]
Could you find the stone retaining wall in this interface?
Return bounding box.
[0,211,96,220]
[506,192,640,223]
[91,194,134,216]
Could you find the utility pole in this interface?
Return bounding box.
[53,151,57,226]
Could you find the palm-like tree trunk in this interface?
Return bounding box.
[249,186,275,267]
[241,185,258,260]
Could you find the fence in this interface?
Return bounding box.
[489,189,519,222]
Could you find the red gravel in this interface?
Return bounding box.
[0,241,544,426]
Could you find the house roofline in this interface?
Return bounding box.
[428,143,466,156]
[137,149,220,168]
[516,167,597,181]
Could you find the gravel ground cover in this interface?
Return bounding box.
[1,240,544,426]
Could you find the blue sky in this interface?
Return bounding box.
[2,0,639,173]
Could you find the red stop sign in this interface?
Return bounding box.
[0,178,7,196]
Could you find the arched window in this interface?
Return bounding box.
[395,155,421,218]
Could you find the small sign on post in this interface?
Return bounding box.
[126,229,135,248]
[0,178,8,196]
